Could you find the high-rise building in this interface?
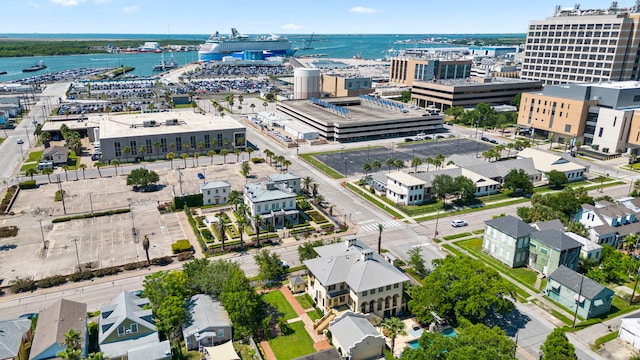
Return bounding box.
[389,57,471,86]
[521,3,640,85]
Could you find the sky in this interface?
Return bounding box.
[3,0,634,35]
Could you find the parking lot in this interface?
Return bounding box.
[313,137,494,177]
[0,158,277,282]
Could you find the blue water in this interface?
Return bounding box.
[442,327,459,338]
[408,339,420,350]
[0,33,524,82]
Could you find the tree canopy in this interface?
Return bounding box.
[254,249,286,286]
[126,167,160,189]
[546,170,568,189]
[539,329,577,360]
[502,168,534,196]
[408,255,516,325]
[400,322,516,360]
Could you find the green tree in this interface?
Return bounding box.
[394,159,404,171]
[546,170,568,189]
[25,168,38,180]
[408,246,427,278]
[40,131,51,148]
[142,270,189,341]
[126,168,160,190]
[241,161,251,183]
[362,162,372,178]
[624,233,639,253]
[380,317,407,355]
[566,221,588,238]
[444,106,465,124]
[408,255,516,325]
[399,90,412,103]
[432,174,455,208]
[453,175,476,202]
[220,148,229,164]
[298,241,319,262]
[166,152,175,169]
[385,158,395,173]
[372,159,381,173]
[411,157,422,172]
[540,328,577,360]
[511,93,522,108]
[377,223,384,254]
[254,249,285,286]
[503,168,534,196]
[56,329,82,360]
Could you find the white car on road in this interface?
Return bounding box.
[450,219,468,227]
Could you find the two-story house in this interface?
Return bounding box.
[0,319,32,360]
[546,266,613,320]
[529,230,582,275]
[29,299,87,360]
[304,236,409,319]
[482,215,536,268]
[267,173,301,194]
[200,181,231,206]
[576,201,640,247]
[182,294,233,351]
[564,232,603,263]
[99,291,167,360]
[244,180,299,229]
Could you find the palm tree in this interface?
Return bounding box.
[142,234,151,266]
[94,161,104,177]
[241,161,251,183]
[495,144,505,159]
[253,214,262,247]
[424,157,433,172]
[247,147,254,159]
[25,168,38,180]
[223,138,231,150]
[111,159,120,176]
[394,159,404,171]
[183,143,191,159]
[250,103,256,113]
[137,145,146,161]
[264,149,274,165]
[314,193,324,204]
[411,157,422,172]
[166,152,175,169]
[79,163,87,179]
[311,183,319,199]
[548,133,555,149]
[42,167,54,182]
[181,153,189,168]
[122,146,131,163]
[194,153,200,167]
[385,158,394,173]
[263,101,268,112]
[220,148,229,164]
[380,317,407,355]
[197,141,205,158]
[434,154,445,170]
[506,142,515,158]
[362,163,372,178]
[217,211,230,251]
[153,141,161,160]
[40,132,51,148]
[210,138,218,150]
[234,148,242,163]
[377,223,384,254]
[208,149,216,165]
[624,233,639,253]
[228,190,243,211]
[237,217,247,249]
[282,159,291,172]
[86,352,107,360]
[303,176,314,195]
[372,159,381,173]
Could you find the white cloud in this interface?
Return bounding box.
[349,6,379,14]
[50,0,86,6]
[281,24,302,30]
[122,5,138,13]
[94,0,111,3]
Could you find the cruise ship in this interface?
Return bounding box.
[198,28,295,62]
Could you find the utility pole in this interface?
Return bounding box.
[71,238,81,272]
[572,275,585,328]
[630,263,640,305]
[36,218,46,248]
[57,175,66,215]
[434,208,440,239]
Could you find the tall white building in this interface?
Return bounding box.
[522,3,640,85]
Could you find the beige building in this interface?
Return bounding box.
[389,57,471,86]
[522,4,640,85]
[321,74,372,97]
[412,76,541,111]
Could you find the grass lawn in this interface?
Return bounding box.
[345,182,404,218]
[299,154,343,179]
[263,290,299,321]
[27,150,43,162]
[295,294,314,310]
[413,198,530,222]
[442,232,472,240]
[307,307,324,322]
[268,320,316,360]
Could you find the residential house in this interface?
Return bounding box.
[0,319,32,360]
[328,312,385,360]
[244,179,299,229]
[304,236,409,319]
[293,348,342,360]
[29,299,87,360]
[546,266,614,319]
[41,146,69,165]
[0,97,23,117]
[564,232,603,263]
[267,173,301,194]
[618,197,640,213]
[531,219,565,232]
[517,148,586,182]
[98,291,161,359]
[182,294,233,351]
[529,230,582,275]
[447,154,542,185]
[367,173,387,194]
[385,167,499,206]
[576,201,640,246]
[482,215,536,268]
[200,181,231,206]
[620,313,640,349]
[127,341,171,360]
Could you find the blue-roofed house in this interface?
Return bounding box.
[328,312,385,360]
[182,294,233,351]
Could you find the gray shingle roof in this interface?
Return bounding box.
[182,294,231,339]
[0,319,31,358]
[548,265,612,300]
[200,181,230,190]
[531,229,582,251]
[328,312,382,352]
[485,215,535,238]
[531,219,565,231]
[267,173,300,182]
[30,299,87,360]
[244,182,296,203]
[293,348,342,360]
[99,291,155,344]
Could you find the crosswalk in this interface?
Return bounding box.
[360,220,402,232]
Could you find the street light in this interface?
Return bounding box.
[88,192,94,214]
[18,141,24,160]
[36,218,46,249]
[71,238,81,272]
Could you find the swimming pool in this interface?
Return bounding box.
[407,339,420,349]
[441,327,459,337]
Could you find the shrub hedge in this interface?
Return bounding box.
[52,208,130,223]
[171,239,192,254]
[19,180,37,189]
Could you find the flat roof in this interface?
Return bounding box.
[94,110,245,139]
[278,97,436,126]
[431,77,541,88]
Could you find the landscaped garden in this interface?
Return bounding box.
[267,320,316,359]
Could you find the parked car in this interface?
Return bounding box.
[404,138,414,142]
[197,173,205,180]
[451,219,468,227]
[16,138,24,145]
[489,139,499,144]
[481,137,490,142]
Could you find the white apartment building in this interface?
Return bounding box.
[200,181,231,206]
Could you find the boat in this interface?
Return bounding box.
[198,28,296,62]
[0,71,6,75]
[22,60,47,73]
[152,52,179,72]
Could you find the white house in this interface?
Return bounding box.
[576,201,640,247]
[244,180,299,229]
[620,313,640,349]
[328,312,385,360]
[385,172,425,205]
[564,232,603,263]
[517,148,586,182]
[200,181,231,206]
[267,173,301,194]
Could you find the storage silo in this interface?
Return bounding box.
[294,68,321,100]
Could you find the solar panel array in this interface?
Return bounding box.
[359,94,406,112]
[309,97,349,118]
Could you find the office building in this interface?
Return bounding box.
[389,58,471,86]
[522,3,640,85]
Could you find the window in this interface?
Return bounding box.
[117,325,125,336]
[130,323,138,333]
[394,283,399,289]
[386,285,391,290]
[218,329,225,337]
[362,290,368,296]
[370,288,375,294]
[598,127,604,137]
[378,287,383,292]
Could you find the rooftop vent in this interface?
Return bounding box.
[166,119,179,126]
[142,120,157,127]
